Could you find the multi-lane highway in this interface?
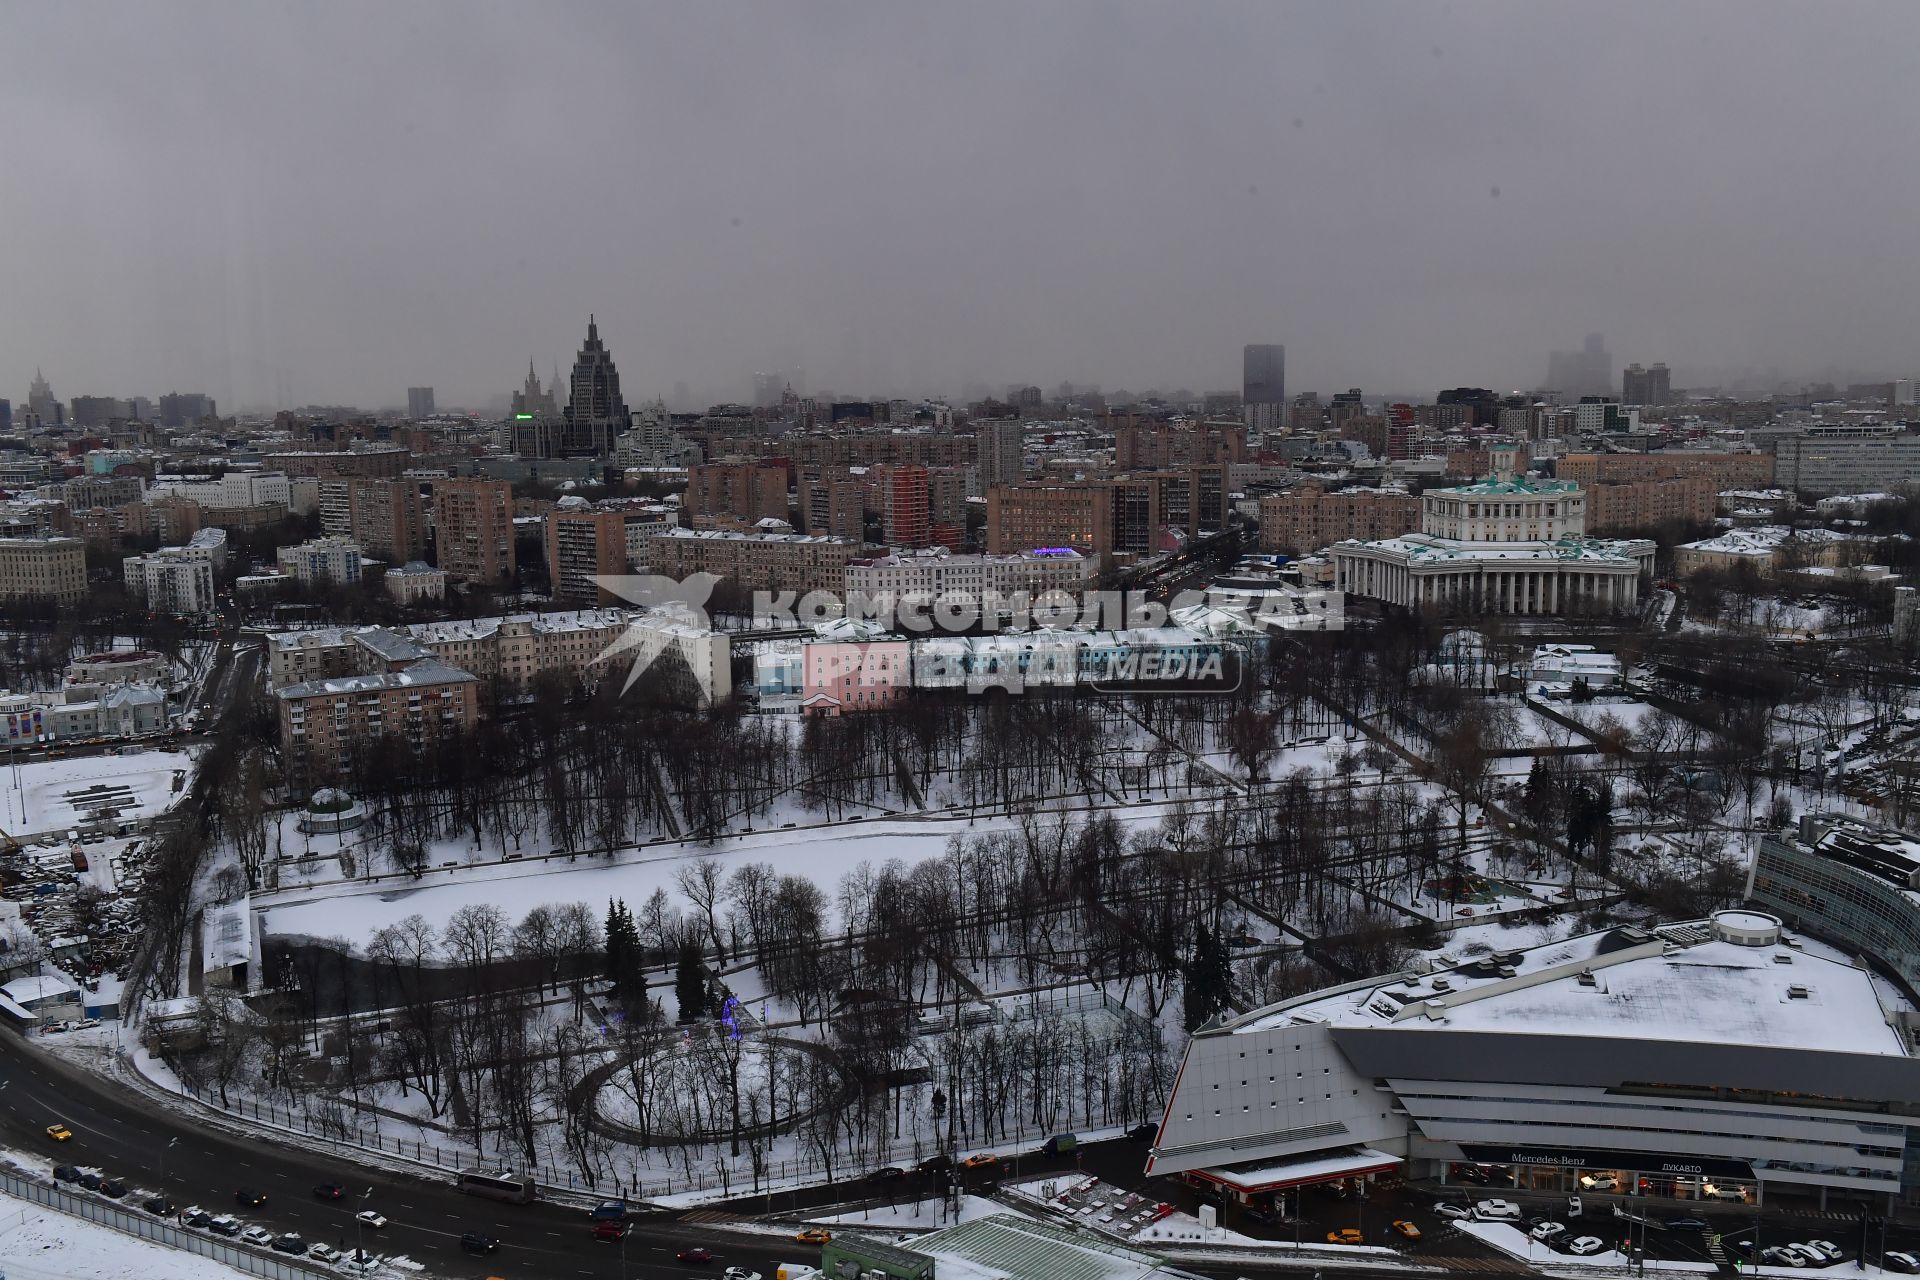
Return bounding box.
[0,1029,804,1279]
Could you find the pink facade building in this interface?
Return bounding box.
[799,640,912,715]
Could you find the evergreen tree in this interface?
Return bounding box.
[605,898,629,994]
[1182,923,1233,1032]
[674,941,707,1023]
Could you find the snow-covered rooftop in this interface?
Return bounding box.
[1338,532,1647,565]
[1680,524,1850,556]
[1231,918,1912,1058]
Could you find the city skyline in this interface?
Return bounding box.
[6,3,1920,410]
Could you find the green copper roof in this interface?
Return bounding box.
[1436,476,1580,496]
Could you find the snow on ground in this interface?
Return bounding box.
[258,806,1178,947]
[1422,911,1598,957]
[816,1194,1001,1231]
[0,748,201,834]
[0,1198,256,1280]
[1455,1220,1714,1273]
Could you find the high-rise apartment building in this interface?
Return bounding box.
[975,419,1025,493]
[686,460,790,526]
[432,478,516,586]
[870,464,931,549]
[1621,362,1672,407]
[561,316,629,458]
[345,479,428,563]
[407,387,436,418]
[1242,344,1286,440]
[545,508,628,605]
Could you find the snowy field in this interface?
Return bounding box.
[259,804,1180,948]
[0,749,201,834]
[0,1197,254,1280]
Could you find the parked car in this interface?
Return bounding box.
[676,1247,715,1263]
[1567,1195,1583,1218]
[1702,1182,1748,1201]
[1433,1202,1471,1220]
[1531,1222,1568,1243]
[1762,1246,1808,1268]
[460,1233,499,1255]
[141,1196,173,1216]
[1567,1237,1607,1256]
[722,1270,761,1280]
[1474,1200,1522,1221]
[1797,1241,1842,1264]
[592,1220,629,1242]
[1327,1229,1363,1245]
[182,1209,213,1230]
[207,1215,241,1237]
[240,1226,275,1247]
[1579,1173,1620,1192]
[355,1210,388,1230]
[271,1235,305,1255]
[52,1165,80,1182]
[98,1178,128,1199]
[308,1244,344,1264]
[1391,1220,1422,1240]
[796,1228,832,1245]
[1882,1252,1919,1274]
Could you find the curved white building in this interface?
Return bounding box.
[1147,914,1920,1214]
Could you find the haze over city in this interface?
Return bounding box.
[5,0,1919,411]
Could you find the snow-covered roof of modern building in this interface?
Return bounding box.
[1231,915,1912,1059]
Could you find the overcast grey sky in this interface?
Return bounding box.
[5,2,1918,412]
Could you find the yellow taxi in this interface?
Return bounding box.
[45,1123,73,1142]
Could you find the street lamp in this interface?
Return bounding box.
[160,1137,179,1184]
[354,1186,372,1264]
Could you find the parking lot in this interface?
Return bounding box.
[1148,1163,1920,1272]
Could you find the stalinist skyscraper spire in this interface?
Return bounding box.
[560,315,629,457]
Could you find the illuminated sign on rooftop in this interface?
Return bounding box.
[514,413,535,420]
[1030,547,1076,556]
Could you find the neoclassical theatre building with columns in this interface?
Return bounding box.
[1332,476,1654,615]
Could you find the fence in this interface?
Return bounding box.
[165,1073,1092,1204]
[0,1168,329,1280]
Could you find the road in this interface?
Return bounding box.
[0,1028,806,1280]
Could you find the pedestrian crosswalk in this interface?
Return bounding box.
[1422,1254,1538,1274]
[678,1208,749,1225]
